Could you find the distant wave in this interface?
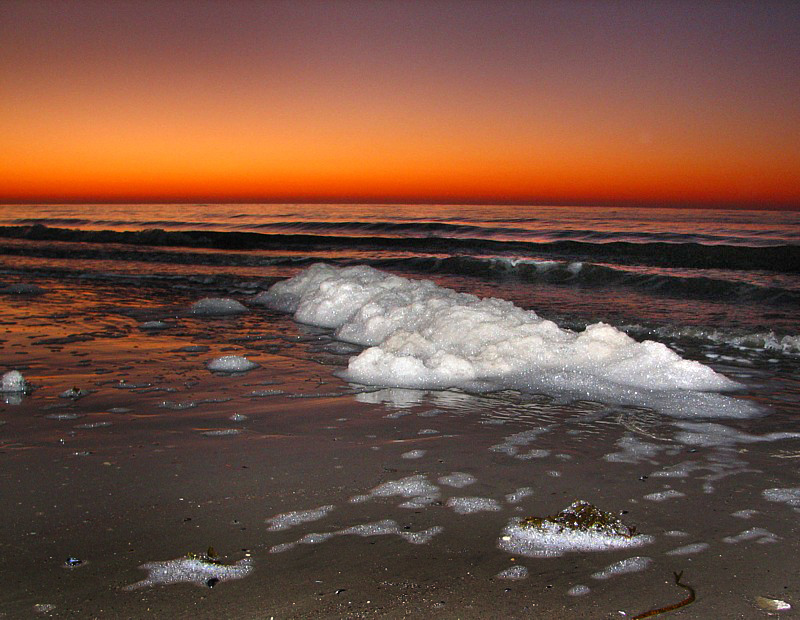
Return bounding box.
[371,256,800,306]
[2,236,798,309]
[1,224,798,273]
[8,217,792,246]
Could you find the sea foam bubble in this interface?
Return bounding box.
[207,355,259,372]
[1,370,27,393]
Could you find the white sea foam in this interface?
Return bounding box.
[438,472,477,488]
[201,429,241,436]
[257,264,755,417]
[604,436,665,464]
[505,487,534,504]
[489,427,552,458]
[401,449,426,459]
[446,497,502,514]
[270,519,444,553]
[567,584,591,596]
[350,475,441,507]
[649,461,702,478]
[45,413,82,420]
[643,490,686,502]
[590,556,652,580]
[355,388,424,408]
[762,487,800,507]
[498,519,654,558]
[75,421,112,429]
[665,542,709,556]
[673,422,800,447]
[190,297,248,315]
[125,556,253,589]
[722,527,779,544]
[496,565,529,580]
[1,370,26,393]
[207,355,259,372]
[298,532,335,545]
[731,509,759,519]
[266,505,336,531]
[250,389,285,397]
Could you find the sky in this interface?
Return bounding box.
[1,0,799,208]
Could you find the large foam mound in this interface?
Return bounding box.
[255,264,740,396]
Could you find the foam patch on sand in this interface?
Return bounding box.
[496,565,528,580]
[256,264,751,416]
[604,436,666,464]
[643,490,686,502]
[350,475,441,508]
[762,487,800,507]
[266,505,336,531]
[190,297,248,315]
[125,556,253,589]
[201,429,241,436]
[207,355,259,372]
[446,497,502,514]
[489,427,552,458]
[722,527,779,544]
[250,389,285,397]
[505,487,534,504]
[731,509,759,519]
[498,519,654,558]
[666,542,709,556]
[269,519,443,553]
[590,556,652,579]
[438,472,477,488]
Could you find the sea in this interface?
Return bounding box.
[1,203,799,615]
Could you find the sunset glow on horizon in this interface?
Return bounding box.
[2,1,799,208]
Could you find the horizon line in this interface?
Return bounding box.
[2,198,798,211]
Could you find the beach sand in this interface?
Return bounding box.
[1,276,797,618]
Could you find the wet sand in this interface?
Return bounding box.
[1,277,798,618]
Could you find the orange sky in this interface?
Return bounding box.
[2,1,799,207]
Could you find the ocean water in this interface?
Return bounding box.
[1,203,799,615]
